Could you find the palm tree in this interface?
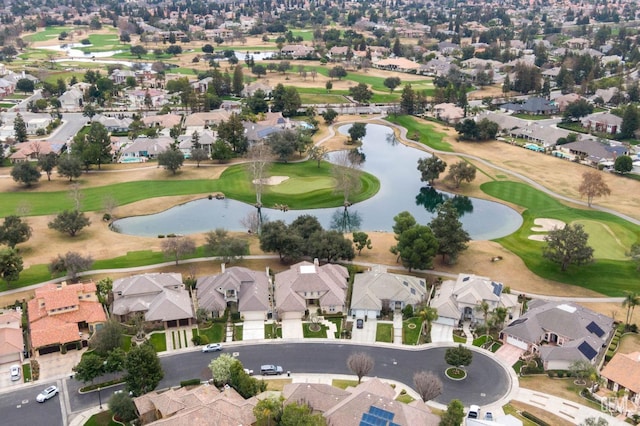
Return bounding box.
[622,292,640,330]
[419,307,439,340]
[491,307,508,333]
[475,301,490,338]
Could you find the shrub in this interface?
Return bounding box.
[180,378,201,387]
[158,235,165,238]
[231,312,241,321]
[402,305,413,319]
[30,359,40,380]
[522,411,549,426]
[192,335,203,345]
[103,213,111,222]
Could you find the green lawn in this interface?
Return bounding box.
[573,219,631,260]
[482,181,640,296]
[303,323,328,338]
[23,26,77,42]
[301,66,434,94]
[332,379,359,389]
[148,332,167,352]
[512,113,554,121]
[198,323,225,343]
[384,115,453,152]
[23,363,31,382]
[376,323,394,343]
[290,30,314,41]
[299,93,349,104]
[453,334,466,343]
[1,160,380,217]
[472,335,490,347]
[265,323,282,339]
[328,317,342,338]
[395,393,416,403]
[84,410,120,426]
[402,317,423,345]
[234,324,243,341]
[121,335,132,352]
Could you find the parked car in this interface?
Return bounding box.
[244,368,254,376]
[260,365,283,375]
[484,412,494,421]
[9,365,20,381]
[36,385,59,402]
[202,343,222,353]
[467,405,480,419]
[356,318,364,329]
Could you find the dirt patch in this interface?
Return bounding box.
[509,401,574,426]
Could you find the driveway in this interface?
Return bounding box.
[38,349,86,381]
[430,323,454,343]
[0,361,23,388]
[281,319,303,339]
[243,320,265,340]
[350,318,377,343]
[495,344,524,368]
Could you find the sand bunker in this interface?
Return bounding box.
[252,176,289,185]
[528,218,566,241]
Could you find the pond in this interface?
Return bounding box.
[113,124,522,239]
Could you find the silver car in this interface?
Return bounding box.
[36,385,58,402]
[202,343,222,353]
[9,365,20,381]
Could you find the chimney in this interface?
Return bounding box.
[221,263,225,273]
[313,258,319,266]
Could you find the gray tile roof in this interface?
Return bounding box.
[197,267,270,314]
[351,265,427,312]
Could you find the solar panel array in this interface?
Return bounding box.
[586,321,605,337]
[578,341,597,360]
[359,405,400,426]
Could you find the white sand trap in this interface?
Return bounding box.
[252,176,289,185]
[530,218,566,232]
[528,234,548,241]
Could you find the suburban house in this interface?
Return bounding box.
[141,114,182,130]
[184,110,232,134]
[350,265,429,320]
[240,81,273,98]
[581,112,623,135]
[0,310,24,365]
[177,129,216,158]
[243,112,292,143]
[196,265,271,320]
[274,260,349,320]
[433,103,465,123]
[429,274,520,327]
[279,44,315,59]
[559,139,628,166]
[499,301,614,370]
[134,385,256,425]
[501,97,559,115]
[110,69,136,85]
[553,93,584,112]
[94,114,133,133]
[373,57,421,73]
[112,273,195,328]
[58,87,84,110]
[9,140,65,163]
[119,136,173,160]
[27,282,107,356]
[125,88,168,109]
[600,352,640,406]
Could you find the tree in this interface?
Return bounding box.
[417,156,447,186]
[400,84,416,115]
[395,225,439,271]
[13,113,28,142]
[165,45,183,56]
[108,392,138,423]
[254,396,283,426]
[72,122,112,170]
[190,148,209,167]
[259,220,302,262]
[48,210,91,237]
[130,44,148,59]
[580,418,609,426]
[246,89,269,114]
[543,224,594,271]
[281,402,326,426]
[0,248,23,286]
[429,200,470,264]
[349,83,373,104]
[329,66,347,80]
[161,236,196,265]
[614,155,633,174]
[413,371,442,402]
[124,343,164,396]
[38,152,57,181]
[352,231,372,255]
[229,361,266,398]
[232,65,244,95]
[308,145,328,168]
[57,156,83,181]
[89,320,123,356]
[11,162,41,187]
[621,105,639,139]
[419,306,439,338]
[383,77,402,93]
[440,399,465,426]
[308,230,355,263]
[578,171,611,207]
[347,352,374,384]
[73,353,105,384]
[157,149,185,174]
[563,99,593,121]
[209,353,236,386]
[204,229,248,262]
[218,113,248,153]
[16,78,34,94]
[267,129,298,162]
[569,359,598,385]
[446,161,476,188]
[321,108,338,125]
[331,150,362,206]
[49,251,94,281]
[211,139,234,162]
[0,216,32,249]
[622,292,640,330]
[348,123,367,143]
[444,344,473,374]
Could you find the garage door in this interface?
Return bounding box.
[506,335,528,350]
[434,317,456,326]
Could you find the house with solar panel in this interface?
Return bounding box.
[429,274,520,327]
[499,301,614,370]
[349,265,429,320]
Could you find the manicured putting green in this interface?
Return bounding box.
[269,177,336,195]
[572,220,632,261]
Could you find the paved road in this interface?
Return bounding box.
[0,379,65,426]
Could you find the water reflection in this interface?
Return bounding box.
[415,187,474,217]
[330,208,363,233]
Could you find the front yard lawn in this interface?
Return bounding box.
[395,393,415,403]
[303,323,328,338]
[328,317,342,338]
[376,323,393,343]
[84,410,120,426]
[234,324,243,341]
[265,323,282,339]
[148,332,166,352]
[332,379,359,389]
[198,323,225,343]
[403,317,422,345]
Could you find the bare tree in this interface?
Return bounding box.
[240,211,267,234]
[347,352,374,384]
[578,171,611,207]
[161,236,196,265]
[413,371,443,402]
[331,150,362,207]
[102,194,118,219]
[49,251,94,282]
[247,142,271,209]
[69,182,84,211]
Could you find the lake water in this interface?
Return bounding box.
[113,124,522,239]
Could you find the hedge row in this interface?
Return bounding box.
[522,411,550,426]
[180,378,201,387]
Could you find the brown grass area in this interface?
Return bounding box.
[518,376,599,410]
[618,333,640,353]
[509,401,575,426]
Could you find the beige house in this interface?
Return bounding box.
[196,265,271,320]
[373,57,421,73]
[0,310,24,364]
[184,110,232,134]
[274,260,349,319]
[433,103,465,123]
[27,282,107,356]
[112,273,194,329]
[601,352,640,406]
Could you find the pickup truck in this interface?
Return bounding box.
[260,365,284,375]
